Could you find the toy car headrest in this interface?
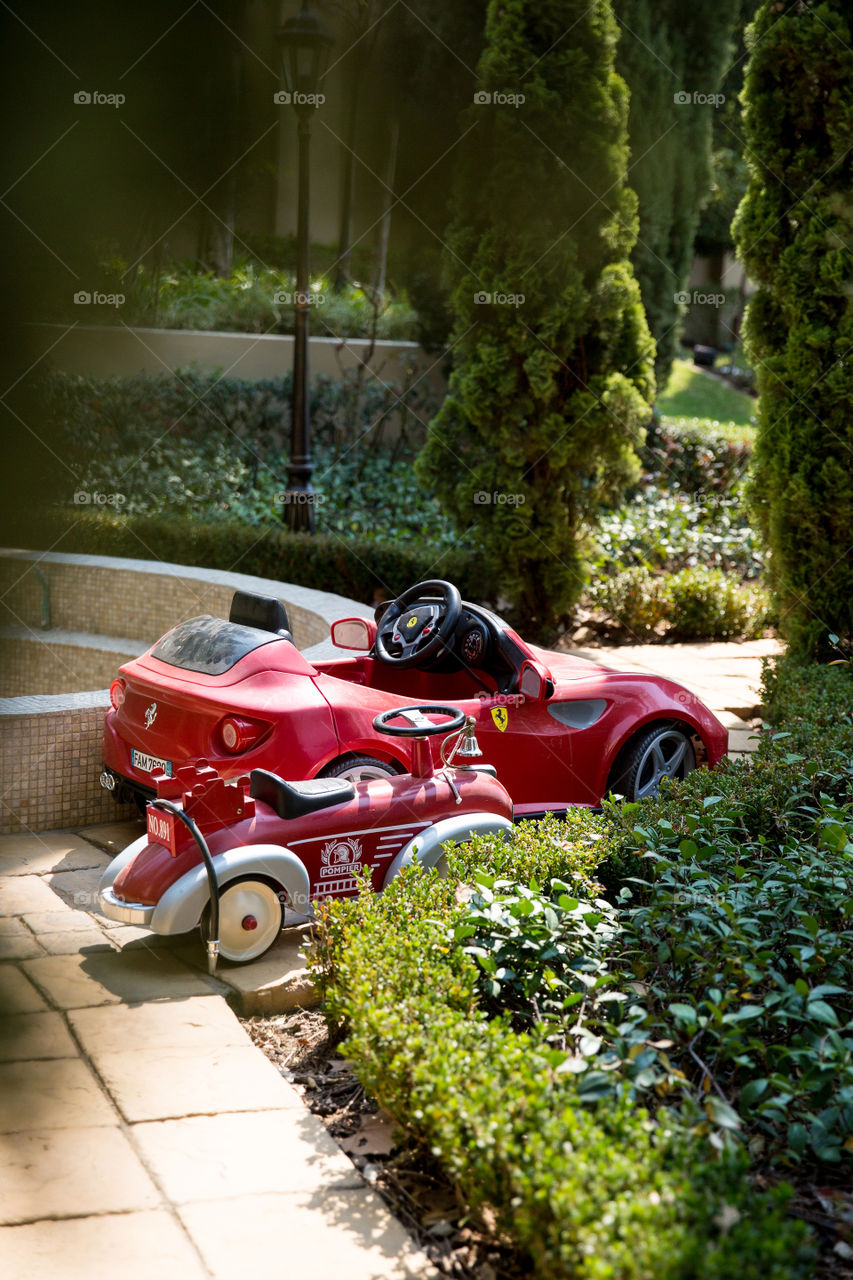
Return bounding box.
[229,591,292,641]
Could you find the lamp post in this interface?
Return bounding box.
[277,2,333,533]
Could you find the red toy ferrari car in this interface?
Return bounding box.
[100,578,727,818]
[99,705,513,965]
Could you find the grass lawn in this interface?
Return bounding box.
[658,357,757,440]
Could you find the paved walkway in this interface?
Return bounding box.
[573,637,782,758]
[0,638,781,1277]
[0,830,433,1280]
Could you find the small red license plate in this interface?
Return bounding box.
[146,806,179,856]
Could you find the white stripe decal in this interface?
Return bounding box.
[287,821,428,848]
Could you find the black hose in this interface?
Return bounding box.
[148,798,220,975]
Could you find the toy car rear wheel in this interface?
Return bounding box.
[320,754,399,784]
[609,724,696,801]
[208,877,285,964]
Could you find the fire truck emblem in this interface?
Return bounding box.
[319,836,364,877]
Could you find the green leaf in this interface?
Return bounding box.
[739,1078,769,1107]
[668,1003,698,1024]
[705,1096,742,1131]
[787,1122,808,1155]
[807,1000,839,1027]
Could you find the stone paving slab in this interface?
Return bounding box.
[0,917,32,935]
[22,949,222,1010]
[0,875,67,916]
[37,929,113,955]
[134,1109,363,1203]
[0,1210,208,1280]
[198,926,319,1016]
[69,993,252,1056]
[46,864,111,912]
[22,908,104,933]
[0,966,48,1015]
[75,818,145,855]
[0,832,110,877]
[104,923,198,950]
[0,930,43,960]
[575,638,781,720]
[180,1190,437,1280]
[0,1058,116,1132]
[92,1044,299,1123]
[0,1125,160,1224]
[0,1011,77,1061]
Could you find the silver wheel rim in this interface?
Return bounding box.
[336,762,394,783]
[218,880,282,962]
[634,731,695,800]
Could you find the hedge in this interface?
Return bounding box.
[11,509,481,607]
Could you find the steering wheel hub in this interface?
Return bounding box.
[375,580,462,670]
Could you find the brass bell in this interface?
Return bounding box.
[456,717,483,760]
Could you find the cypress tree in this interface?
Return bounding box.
[733,1,853,657]
[613,0,740,385]
[416,0,654,637]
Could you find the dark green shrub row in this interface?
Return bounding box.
[640,416,752,497]
[590,565,770,640]
[599,767,853,1162]
[311,869,812,1280]
[23,509,480,607]
[43,366,433,462]
[594,485,764,582]
[760,653,853,760]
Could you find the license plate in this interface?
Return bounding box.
[131,749,172,777]
[146,806,179,856]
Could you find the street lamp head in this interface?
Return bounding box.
[277,2,333,103]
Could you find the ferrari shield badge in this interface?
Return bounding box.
[490,706,509,732]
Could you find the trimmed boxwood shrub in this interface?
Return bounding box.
[19,508,481,608]
[733,1,853,658]
[312,867,814,1278]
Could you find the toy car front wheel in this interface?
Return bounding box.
[320,754,399,784]
[208,877,285,964]
[610,725,696,801]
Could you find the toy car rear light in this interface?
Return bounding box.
[109,679,126,711]
[218,715,271,754]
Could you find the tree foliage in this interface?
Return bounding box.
[613,0,741,384]
[416,0,655,636]
[733,1,853,657]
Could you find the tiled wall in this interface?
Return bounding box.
[0,705,137,834]
[0,552,364,834]
[0,560,328,650]
[0,638,141,698]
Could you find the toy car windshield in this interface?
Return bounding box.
[151,615,286,676]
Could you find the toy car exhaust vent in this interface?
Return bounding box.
[229,591,292,640]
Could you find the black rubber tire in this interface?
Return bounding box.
[319,754,399,783]
[609,724,696,801]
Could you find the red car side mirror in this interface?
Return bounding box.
[331,617,377,651]
[518,659,551,702]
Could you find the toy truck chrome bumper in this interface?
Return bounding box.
[98,885,155,926]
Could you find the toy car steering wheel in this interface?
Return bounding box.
[373,704,467,737]
[374,580,462,670]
